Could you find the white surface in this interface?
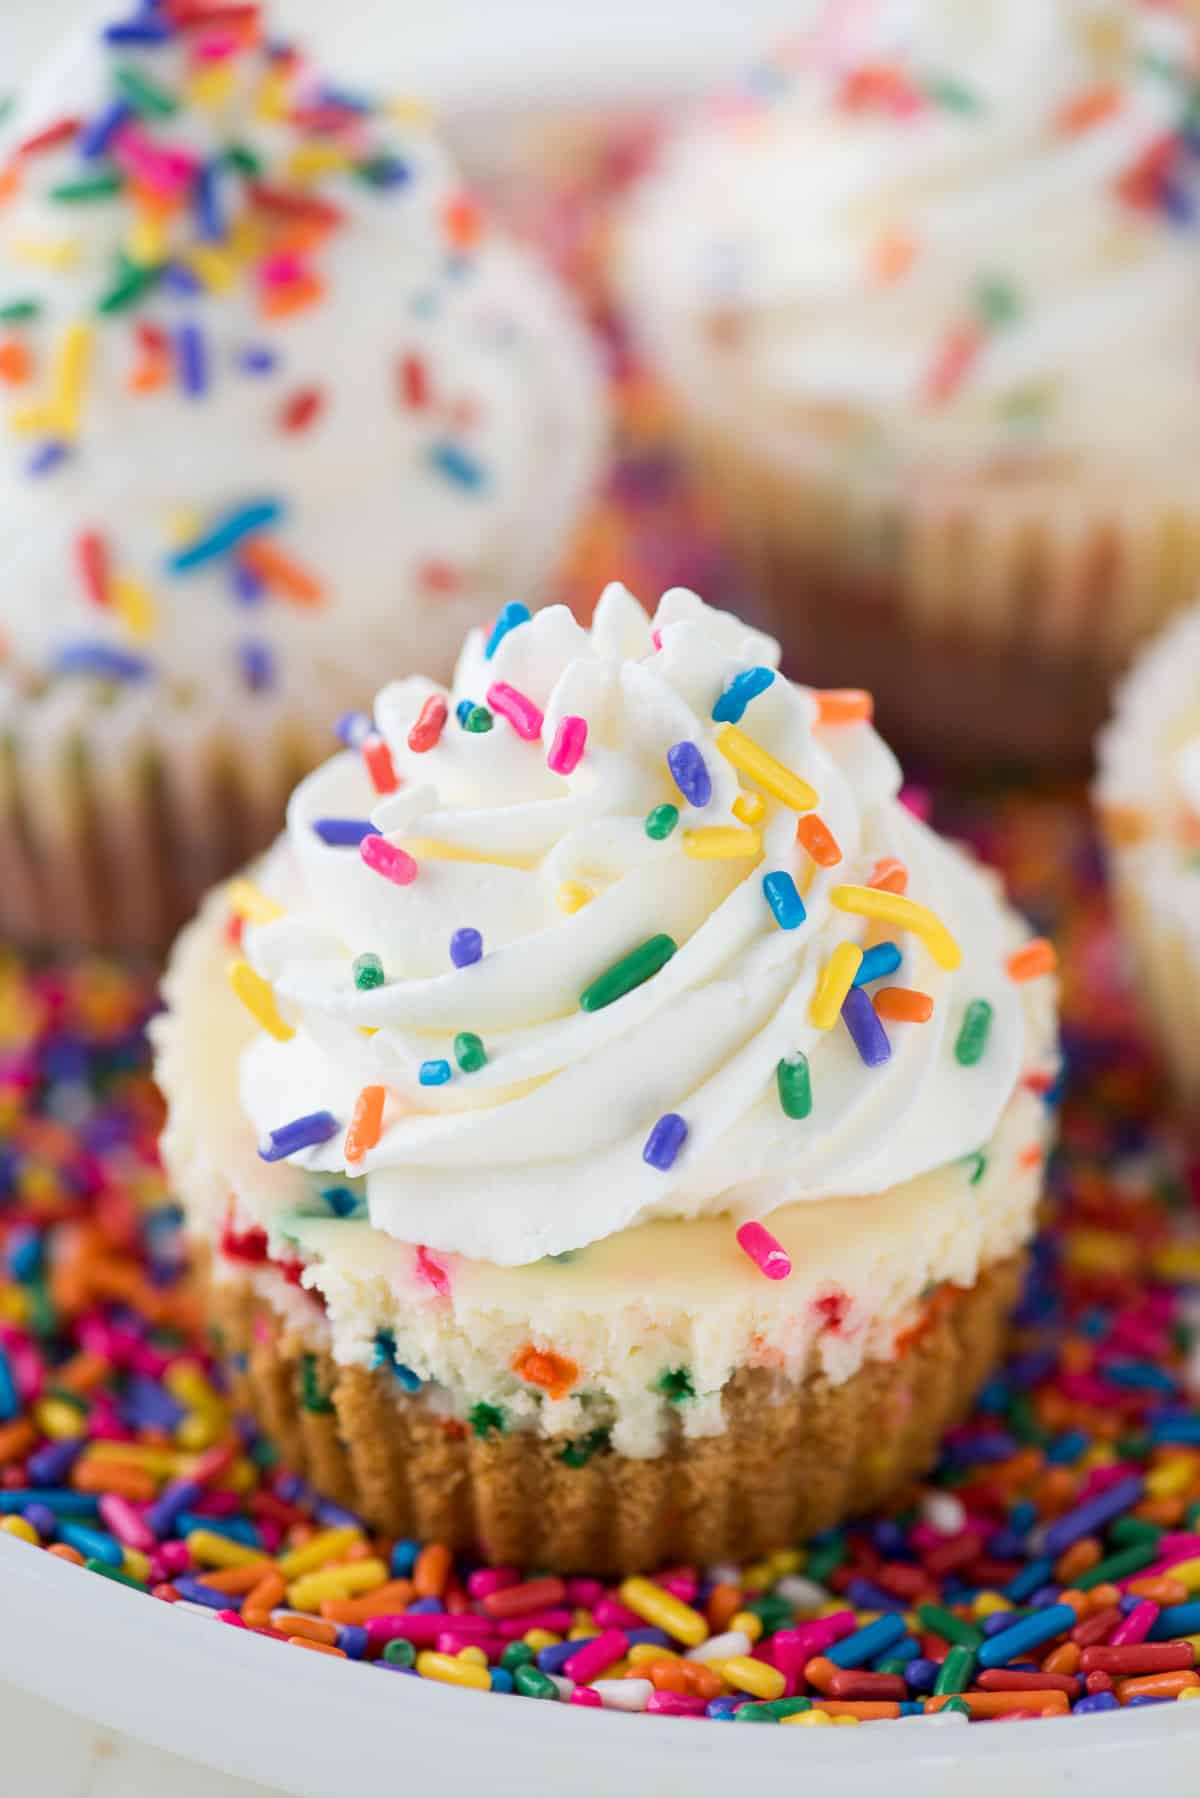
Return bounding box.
[4,1535,1200,1798]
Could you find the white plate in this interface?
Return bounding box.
[4,1537,1200,1797]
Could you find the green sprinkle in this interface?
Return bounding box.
[940,1697,971,1717]
[300,1354,335,1414]
[974,275,1021,329]
[735,1697,812,1722]
[463,705,493,733]
[804,1531,845,1584]
[382,1638,416,1668]
[579,934,677,1013]
[745,1594,793,1632]
[917,1603,983,1650]
[468,1402,506,1440]
[921,72,981,114]
[1110,1516,1164,1548]
[0,299,40,324]
[655,1367,694,1404]
[954,998,993,1066]
[222,143,262,176]
[776,1052,812,1120]
[353,952,385,991]
[454,1031,487,1073]
[85,1557,145,1590]
[1074,1541,1158,1590]
[644,803,680,840]
[933,1643,977,1695]
[115,64,179,119]
[96,255,160,316]
[875,1657,912,1678]
[50,171,124,204]
[559,1427,610,1468]
[500,1641,534,1671]
[513,1664,559,1700]
[965,1151,988,1185]
[26,1278,56,1338]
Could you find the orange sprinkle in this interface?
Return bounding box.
[1007,937,1058,983]
[320,1579,415,1623]
[72,1459,157,1502]
[707,1582,743,1633]
[1018,1144,1044,1171]
[202,1565,269,1596]
[0,163,21,207]
[1055,85,1121,136]
[47,1543,86,1566]
[873,986,934,1024]
[344,1085,386,1164]
[795,814,842,868]
[0,338,32,385]
[1042,1642,1081,1677]
[261,273,326,320]
[1116,1671,1200,1701]
[54,1351,109,1395]
[287,1637,347,1658]
[803,1656,838,1694]
[413,1542,453,1600]
[815,688,874,726]
[239,538,325,606]
[512,1344,579,1402]
[0,1420,36,1465]
[928,1690,1069,1718]
[274,1614,340,1645]
[923,323,983,406]
[868,856,908,894]
[869,230,917,284]
[1055,1538,1101,1584]
[1126,1576,1189,1605]
[815,1699,903,1720]
[243,1569,287,1615]
[443,192,484,251]
[1100,805,1148,847]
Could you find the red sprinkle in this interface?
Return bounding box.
[75,532,109,608]
[362,735,400,796]
[279,386,324,433]
[408,695,448,754]
[18,116,80,157]
[399,353,430,408]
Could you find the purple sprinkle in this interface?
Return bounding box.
[841,985,892,1068]
[643,1112,688,1172]
[258,1110,340,1163]
[163,262,203,297]
[146,1477,202,1539]
[335,711,372,748]
[312,817,375,847]
[666,741,712,808]
[237,346,278,376]
[194,163,224,242]
[26,439,69,478]
[176,321,208,397]
[79,99,131,160]
[104,17,173,43]
[172,1575,231,1610]
[1039,1472,1145,1557]
[232,559,264,605]
[26,1440,83,1487]
[238,641,273,692]
[53,644,150,682]
[450,928,483,968]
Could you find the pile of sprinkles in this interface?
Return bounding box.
[3,773,1200,1731]
[0,1,495,695]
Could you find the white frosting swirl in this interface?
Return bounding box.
[236,583,1041,1267]
[0,15,601,703]
[623,0,1200,486]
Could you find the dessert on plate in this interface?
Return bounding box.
[0,3,603,947]
[155,581,1059,1572]
[1096,601,1200,1109]
[621,0,1200,763]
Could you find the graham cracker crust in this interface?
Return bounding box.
[209,1254,1024,1574]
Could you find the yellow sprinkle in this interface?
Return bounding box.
[721,1656,786,1700]
[186,1529,268,1571]
[254,68,290,121]
[386,95,434,126]
[228,960,294,1042]
[10,322,93,440]
[127,211,167,268]
[1,1516,39,1545]
[0,1290,27,1324]
[809,942,864,1030]
[187,244,239,294]
[276,1526,362,1580]
[556,881,593,913]
[34,1398,87,1440]
[227,877,285,927]
[1164,1557,1200,1593]
[287,144,351,183]
[165,1362,218,1411]
[167,507,204,548]
[416,1651,491,1691]
[972,1591,1010,1618]
[176,1410,223,1452]
[457,1645,488,1668]
[1179,1685,1200,1702]
[730,1610,764,1642]
[1151,1242,1200,1284]
[785,1709,833,1727]
[122,1548,151,1583]
[523,1629,561,1652]
[78,1443,180,1475]
[186,62,235,109]
[830,885,961,970]
[743,1562,773,1590]
[714,723,818,813]
[769,1548,803,1577]
[7,235,80,270]
[402,837,537,872]
[1147,1458,1198,1501]
[629,1642,678,1667]
[111,574,157,642]
[682,826,761,860]
[732,791,766,825]
[620,1576,708,1648]
[288,1558,389,1611]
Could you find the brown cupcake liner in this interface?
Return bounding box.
[685,419,1200,767]
[0,692,320,951]
[209,1253,1024,1575]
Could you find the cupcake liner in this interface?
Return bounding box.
[1104,853,1200,1108]
[0,682,322,951]
[681,416,1200,766]
[209,1253,1024,1575]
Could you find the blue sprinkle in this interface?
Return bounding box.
[852,940,901,986]
[335,710,372,748]
[312,817,374,847]
[1004,1558,1054,1603]
[175,1514,260,1549]
[1149,1415,1200,1446]
[450,928,483,968]
[59,1522,123,1567]
[176,321,208,397]
[430,441,486,490]
[258,1110,340,1163]
[667,740,712,808]
[484,602,532,659]
[162,262,203,296]
[419,1060,452,1087]
[976,1604,1077,1669]
[1073,1692,1119,1715]
[194,163,224,242]
[53,644,150,682]
[391,1539,420,1577]
[1149,1602,1200,1639]
[337,1624,369,1660]
[26,439,69,478]
[712,665,775,724]
[79,99,131,160]
[826,1614,907,1668]
[392,1363,421,1393]
[320,1186,361,1219]
[489,1668,514,1694]
[456,699,475,727]
[762,870,805,930]
[103,17,173,43]
[0,1347,17,1423]
[169,500,283,574]
[237,346,278,376]
[364,154,411,188]
[238,640,274,692]
[643,1112,688,1172]
[706,1697,741,1720]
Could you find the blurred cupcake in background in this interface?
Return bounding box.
[0,5,603,949]
[1096,602,1200,1109]
[622,0,1200,765]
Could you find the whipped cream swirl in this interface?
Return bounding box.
[236,584,1037,1267]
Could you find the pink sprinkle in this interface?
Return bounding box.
[497,1610,572,1638]
[646,1690,708,1717]
[735,1220,792,1281]
[466,1568,521,1600]
[564,1630,628,1685]
[570,1687,603,1709]
[360,834,418,887]
[566,1578,605,1608]
[217,1609,248,1628]
[194,32,240,61]
[651,629,663,651]
[260,253,308,289]
[1110,1600,1159,1647]
[899,782,933,823]
[414,1245,449,1298]
[547,714,587,776]
[486,681,544,742]
[593,1597,645,1632]
[113,124,198,198]
[365,1613,492,1651]
[98,1494,155,1552]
